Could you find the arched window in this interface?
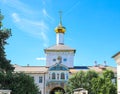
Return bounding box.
[61,73,65,79]
[57,56,62,63]
[39,91,41,94]
[57,73,59,79]
[52,72,56,79]
[49,74,51,79]
[39,76,42,83]
[66,73,68,79]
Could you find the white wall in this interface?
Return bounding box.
[113,54,120,94]
[0,90,11,94]
[46,52,74,68]
[117,65,120,94]
[29,71,70,94]
[29,74,45,94]
[56,33,64,44]
[47,71,69,81]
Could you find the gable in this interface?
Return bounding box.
[49,63,69,71]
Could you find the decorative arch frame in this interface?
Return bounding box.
[52,72,56,79]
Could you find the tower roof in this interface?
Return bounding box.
[55,11,66,33]
[44,44,76,53]
[112,51,120,58]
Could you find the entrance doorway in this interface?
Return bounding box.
[50,87,65,94]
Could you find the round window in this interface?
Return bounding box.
[53,59,56,61]
[63,58,67,62]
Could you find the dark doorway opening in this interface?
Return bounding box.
[50,87,65,94]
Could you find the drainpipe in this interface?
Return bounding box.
[44,73,46,94]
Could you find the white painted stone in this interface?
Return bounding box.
[56,33,64,44]
[29,74,46,94]
[46,52,74,68]
[0,90,11,94]
[113,53,120,94]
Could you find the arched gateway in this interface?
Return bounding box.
[50,87,65,94]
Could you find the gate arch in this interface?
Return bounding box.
[50,87,65,94]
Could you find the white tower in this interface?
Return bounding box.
[55,11,66,45]
[112,52,120,94]
[44,12,76,68]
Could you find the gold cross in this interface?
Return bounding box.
[59,11,62,25]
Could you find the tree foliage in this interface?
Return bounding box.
[65,70,117,94]
[0,12,14,73]
[0,11,39,94]
[0,72,39,94]
[0,29,15,73]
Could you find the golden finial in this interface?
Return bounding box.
[55,11,66,33]
[59,11,62,26]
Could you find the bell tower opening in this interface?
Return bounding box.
[50,87,65,94]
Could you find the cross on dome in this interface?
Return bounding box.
[55,11,66,33]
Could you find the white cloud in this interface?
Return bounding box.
[2,0,54,47]
[43,9,47,16]
[1,0,35,14]
[11,13,49,47]
[42,8,54,21]
[12,13,20,22]
[36,57,46,61]
[64,1,81,16]
[40,32,49,47]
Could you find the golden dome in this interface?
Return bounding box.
[55,11,66,33]
[55,23,66,33]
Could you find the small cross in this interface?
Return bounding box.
[59,11,62,25]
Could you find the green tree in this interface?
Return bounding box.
[103,70,114,79]
[0,11,14,73]
[91,77,104,94]
[0,11,39,94]
[65,70,117,94]
[65,70,98,94]
[0,72,39,94]
[7,73,39,94]
[100,70,117,94]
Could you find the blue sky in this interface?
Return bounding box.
[0,0,120,67]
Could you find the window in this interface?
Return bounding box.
[52,73,56,79]
[63,58,67,62]
[66,73,68,79]
[31,76,34,80]
[39,76,42,83]
[38,91,41,94]
[57,56,62,63]
[57,73,59,79]
[61,73,65,79]
[53,58,56,62]
[49,74,51,79]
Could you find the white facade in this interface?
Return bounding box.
[12,15,117,94]
[14,19,76,94]
[45,21,75,68]
[0,90,11,94]
[15,60,71,94]
[56,33,64,44]
[46,51,74,67]
[112,52,120,94]
[117,65,120,94]
[30,74,46,94]
[74,88,88,94]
